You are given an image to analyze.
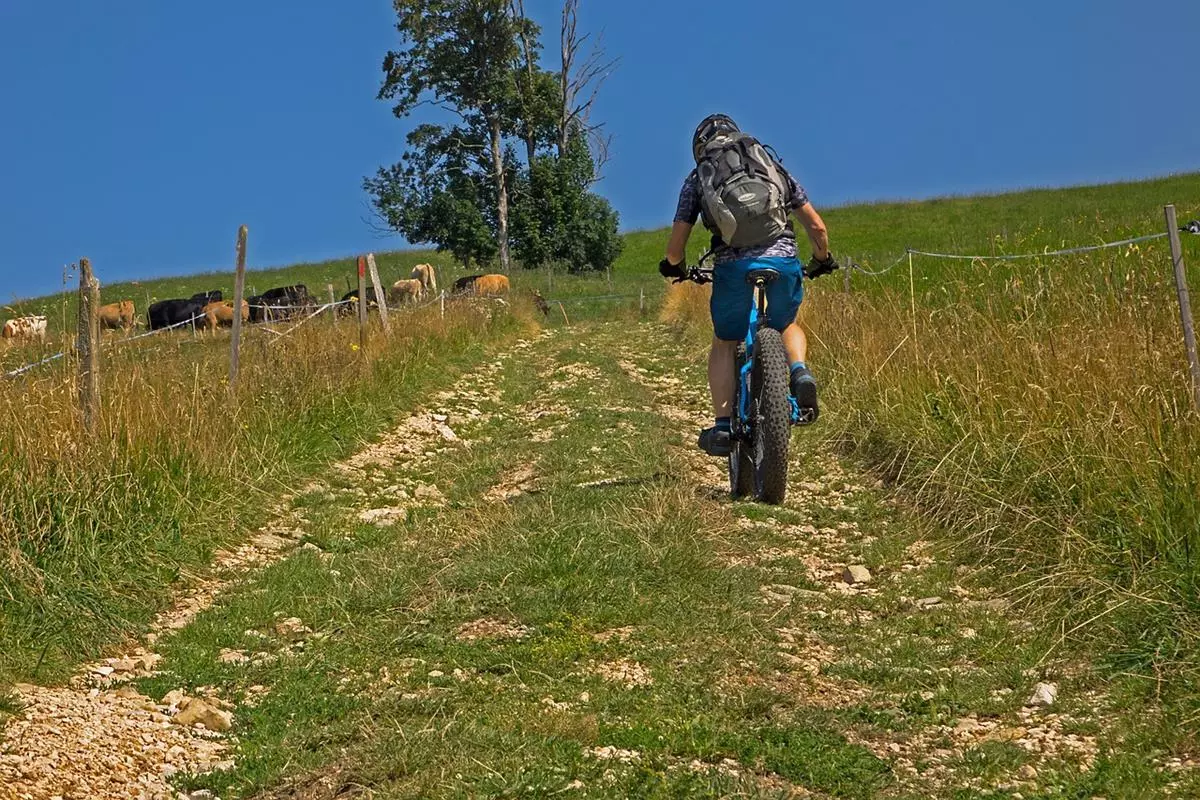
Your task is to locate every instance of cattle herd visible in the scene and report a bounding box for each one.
[1,263,522,347]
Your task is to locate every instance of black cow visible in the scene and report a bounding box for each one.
[246,294,269,324]
[148,298,207,330]
[339,287,382,317]
[190,290,222,304]
[453,274,485,294]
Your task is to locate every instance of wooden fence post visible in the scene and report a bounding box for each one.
[327,283,338,326]
[440,290,445,319]
[639,287,645,315]
[229,225,248,391]
[843,255,851,294]
[366,253,391,334]
[77,258,100,433]
[1165,205,1200,413]
[357,255,368,353]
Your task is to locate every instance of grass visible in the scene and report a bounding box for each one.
[0,298,536,685]
[661,172,1200,728]
[122,318,1197,798]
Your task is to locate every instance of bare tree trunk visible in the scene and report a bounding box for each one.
[511,0,539,166]
[490,117,511,272]
[558,0,575,159]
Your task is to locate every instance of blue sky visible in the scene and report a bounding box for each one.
[1,0,1197,300]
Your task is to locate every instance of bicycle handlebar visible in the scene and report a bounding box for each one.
[673,266,713,285]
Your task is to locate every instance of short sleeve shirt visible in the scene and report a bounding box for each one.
[674,162,810,265]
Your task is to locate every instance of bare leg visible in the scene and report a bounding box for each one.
[781,323,808,365]
[709,337,737,418]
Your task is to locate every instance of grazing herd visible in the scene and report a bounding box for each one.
[3,261,523,349]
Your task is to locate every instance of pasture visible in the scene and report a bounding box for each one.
[2,173,1200,798]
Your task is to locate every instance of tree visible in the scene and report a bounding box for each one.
[367,0,620,274]
[509,132,622,273]
[374,0,523,271]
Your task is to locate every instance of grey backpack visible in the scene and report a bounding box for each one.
[695,132,790,248]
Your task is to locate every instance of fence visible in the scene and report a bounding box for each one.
[839,205,1200,412]
[0,229,475,440]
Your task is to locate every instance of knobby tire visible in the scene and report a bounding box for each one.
[750,327,791,504]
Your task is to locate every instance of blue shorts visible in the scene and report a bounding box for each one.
[710,256,804,341]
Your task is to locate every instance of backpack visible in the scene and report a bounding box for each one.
[695,131,790,248]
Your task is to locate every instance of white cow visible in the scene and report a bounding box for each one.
[2,315,47,343]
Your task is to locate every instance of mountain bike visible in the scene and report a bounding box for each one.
[676,261,812,505]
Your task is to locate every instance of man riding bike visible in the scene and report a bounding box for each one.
[659,113,839,457]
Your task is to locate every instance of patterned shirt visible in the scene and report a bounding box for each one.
[674,163,810,265]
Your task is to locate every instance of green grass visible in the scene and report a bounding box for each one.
[662,171,1200,741]
[0,301,535,685]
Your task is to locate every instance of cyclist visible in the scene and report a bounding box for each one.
[659,113,838,457]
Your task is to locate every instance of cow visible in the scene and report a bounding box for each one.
[473,274,510,296]
[251,284,314,322]
[98,300,136,330]
[339,287,381,317]
[202,300,249,329]
[411,264,437,294]
[453,274,485,295]
[389,279,424,305]
[190,290,222,304]
[2,315,47,343]
[246,294,269,324]
[148,298,207,330]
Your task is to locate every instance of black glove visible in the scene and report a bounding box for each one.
[805,253,840,279]
[659,258,686,279]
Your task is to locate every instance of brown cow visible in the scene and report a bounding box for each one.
[411,263,438,294]
[473,274,510,296]
[202,300,249,329]
[390,279,424,305]
[98,300,136,330]
[2,315,47,343]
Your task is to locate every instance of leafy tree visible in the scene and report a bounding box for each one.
[366,0,620,274]
[510,132,622,272]
[372,0,523,271]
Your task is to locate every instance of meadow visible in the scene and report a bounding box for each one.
[3,170,1198,716]
[665,172,1200,721]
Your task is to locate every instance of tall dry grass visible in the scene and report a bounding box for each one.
[661,242,1200,706]
[0,297,535,683]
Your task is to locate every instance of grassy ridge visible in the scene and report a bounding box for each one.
[663,172,1200,719]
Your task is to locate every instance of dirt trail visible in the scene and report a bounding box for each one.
[0,332,554,800]
[1,320,1164,798]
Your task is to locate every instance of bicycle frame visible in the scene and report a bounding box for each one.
[735,280,801,437]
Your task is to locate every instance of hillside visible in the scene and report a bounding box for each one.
[3,173,1200,798]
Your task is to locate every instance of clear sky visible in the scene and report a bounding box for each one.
[1,0,1197,300]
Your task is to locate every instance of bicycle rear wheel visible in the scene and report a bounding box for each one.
[750,327,791,504]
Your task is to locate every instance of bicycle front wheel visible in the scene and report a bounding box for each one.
[751,327,791,504]
[729,343,755,500]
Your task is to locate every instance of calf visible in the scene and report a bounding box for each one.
[390,279,424,305]
[202,300,249,329]
[340,288,381,317]
[2,315,47,343]
[98,300,136,330]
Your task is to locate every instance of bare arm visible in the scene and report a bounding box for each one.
[793,203,830,260]
[665,221,693,265]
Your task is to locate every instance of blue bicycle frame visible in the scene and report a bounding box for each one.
[736,286,801,434]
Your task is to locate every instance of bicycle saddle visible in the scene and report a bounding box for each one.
[745,268,781,286]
